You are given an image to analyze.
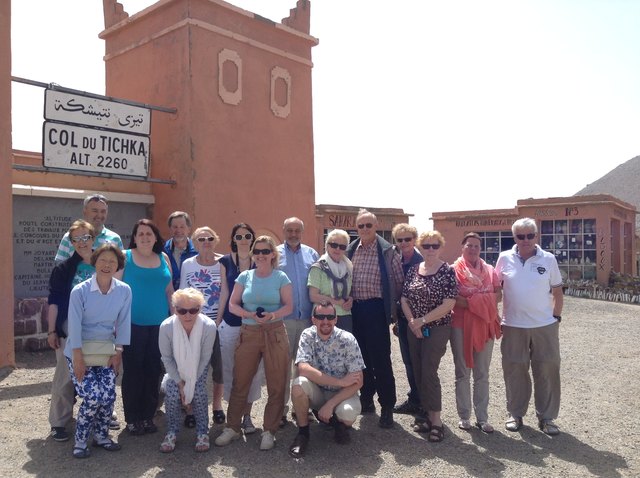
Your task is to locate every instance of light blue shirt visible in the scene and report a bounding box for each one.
[236,269,291,325]
[277,243,318,321]
[64,275,132,358]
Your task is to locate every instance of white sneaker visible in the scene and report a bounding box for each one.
[259,431,275,450]
[214,428,241,447]
[242,415,257,435]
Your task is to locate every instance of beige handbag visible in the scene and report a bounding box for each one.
[81,340,116,367]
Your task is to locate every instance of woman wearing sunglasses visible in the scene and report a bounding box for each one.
[216,235,293,451]
[47,220,97,443]
[216,223,263,434]
[308,229,354,332]
[178,226,224,428]
[450,232,502,434]
[400,230,457,443]
[158,288,218,453]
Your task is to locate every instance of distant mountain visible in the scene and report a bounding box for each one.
[575,155,640,229]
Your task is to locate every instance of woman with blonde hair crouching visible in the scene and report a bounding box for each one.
[158,288,218,453]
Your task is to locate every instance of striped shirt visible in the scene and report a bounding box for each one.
[55,226,123,263]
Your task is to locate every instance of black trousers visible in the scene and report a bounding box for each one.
[352,298,396,408]
[122,324,162,424]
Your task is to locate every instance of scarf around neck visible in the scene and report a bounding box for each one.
[172,313,205,405]
[315,253,352,300]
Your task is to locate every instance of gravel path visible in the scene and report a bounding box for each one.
[0,296,638,477]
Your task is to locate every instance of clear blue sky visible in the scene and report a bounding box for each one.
[11,0,640,231]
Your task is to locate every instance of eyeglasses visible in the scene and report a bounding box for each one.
[328,242,347,251]
[176,307,200,315]
[197,236,215,242]
[421,243,441,250]
[396,237,413,243]
[71,234,94,243]
[357,223,373,229]
[234,233,253,241]
[253,248,272,255]
[314,314,337,321]
[515,233,536,240]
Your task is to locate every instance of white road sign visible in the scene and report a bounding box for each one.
[43,122,150,177]
[44,89,151,135]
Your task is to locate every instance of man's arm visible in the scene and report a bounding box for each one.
[298,362,362,389]
[552,285,564,318]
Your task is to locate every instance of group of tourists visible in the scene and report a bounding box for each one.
[46,194,564,460]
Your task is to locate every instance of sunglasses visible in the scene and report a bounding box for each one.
[176,307,200,315]
[253,248,272,255]
[396,237,413,243]
[197,236,215,242]
[88,194,107,202]
[235,233,253,241]
[328,242,347,251]
[71,234,94,243]
[421,243,441,250]
[357,223,373,229]
[314,314,337,321]
[516,233,536,240]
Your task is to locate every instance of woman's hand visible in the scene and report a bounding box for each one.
[178,380,186,405]
[455,295,469,308]
[72,354,87,381]
[47,332,60,350]
[342,297,353,311]
[255,311,276,324]
[408,318,424,339]
[108,351,122,374]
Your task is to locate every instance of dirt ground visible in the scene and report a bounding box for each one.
[0,296,638,478]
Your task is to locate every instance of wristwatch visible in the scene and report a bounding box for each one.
[553,315,562,322]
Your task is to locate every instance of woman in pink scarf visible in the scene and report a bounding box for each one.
[451,232,502,434]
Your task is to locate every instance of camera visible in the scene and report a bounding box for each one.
[256,307,265,318]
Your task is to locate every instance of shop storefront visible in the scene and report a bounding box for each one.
[315,204,411,253]
[432,194,637,286]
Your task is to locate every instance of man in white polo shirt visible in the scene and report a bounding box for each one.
[495,217,564,436]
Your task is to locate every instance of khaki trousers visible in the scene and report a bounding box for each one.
[49,336,75,428]
[501,322,561,420]
[226,321,289,434]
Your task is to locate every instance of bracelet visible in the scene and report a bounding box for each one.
[48,331,57,336]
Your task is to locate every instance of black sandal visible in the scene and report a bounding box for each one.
[73,446,91,458]
[428,425,445,442]
[184,414,196,428]
[93,438,121,451]
[212,409,226,425]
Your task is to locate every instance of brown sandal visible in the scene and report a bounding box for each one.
[428,425,445,442]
